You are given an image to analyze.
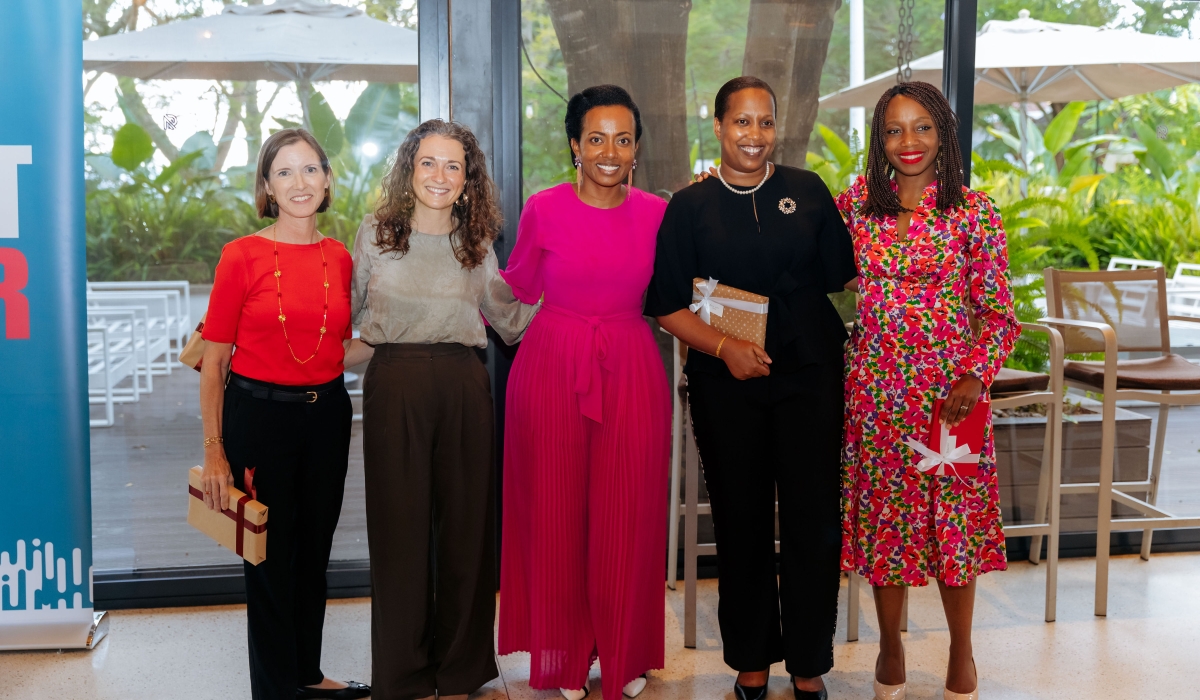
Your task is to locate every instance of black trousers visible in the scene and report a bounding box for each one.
[363,343,499,700]
[223,372,353,700]
[686,362,843,678]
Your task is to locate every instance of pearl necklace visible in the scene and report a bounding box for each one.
[717,161,772,194]
[271,223,329,365]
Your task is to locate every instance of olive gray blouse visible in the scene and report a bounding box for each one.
[350,215,537,347]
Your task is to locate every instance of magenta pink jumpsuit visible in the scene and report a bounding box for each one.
[498,183,671,699]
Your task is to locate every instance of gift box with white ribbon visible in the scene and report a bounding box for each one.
[903,399,988,478]
[689,277,769,349]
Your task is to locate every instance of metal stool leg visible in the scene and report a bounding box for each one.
[1141,399,1170,561]
[683,402,699,649]
[666,338,683,590]
[846,571,860,642]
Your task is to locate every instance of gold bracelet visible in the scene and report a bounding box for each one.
[203,436,224,448]
[715,336,728,358]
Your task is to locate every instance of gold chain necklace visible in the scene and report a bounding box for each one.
[271,223,328,365]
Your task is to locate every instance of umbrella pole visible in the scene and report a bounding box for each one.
[297,77,313,133]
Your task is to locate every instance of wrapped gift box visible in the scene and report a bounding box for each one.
[905,400,989,478]
[689,277,769,349]
[186,465,268,565]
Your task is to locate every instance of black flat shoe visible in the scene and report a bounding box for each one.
[734,681,769,700]
[791,675,828,700]
[296,680,371,699]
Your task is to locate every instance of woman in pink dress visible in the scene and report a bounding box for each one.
[498,85,670,700]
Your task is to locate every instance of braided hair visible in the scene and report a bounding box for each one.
[862,81,965,219]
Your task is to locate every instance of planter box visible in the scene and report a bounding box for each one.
[994,402,1152,534]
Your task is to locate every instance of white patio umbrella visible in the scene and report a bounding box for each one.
[819,9,1200,110]
[83,0,417,128]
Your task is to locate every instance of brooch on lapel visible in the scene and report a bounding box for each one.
[778,197,796,214]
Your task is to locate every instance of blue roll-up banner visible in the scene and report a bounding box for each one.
[0,2,98,650]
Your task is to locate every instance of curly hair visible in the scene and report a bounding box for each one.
[564,84,642,166]
[373,119,501,270]
[862,81,965,219]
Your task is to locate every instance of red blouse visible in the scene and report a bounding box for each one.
[203,234,352,386]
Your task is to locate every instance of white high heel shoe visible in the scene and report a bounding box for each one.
[622,675,648,698]
[560,682,589,700]
[943,659,979,700]
[873,678,906,700]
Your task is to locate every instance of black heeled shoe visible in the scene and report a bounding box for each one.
[734,680,769,700]
[295,680,371,699]
[791,675,828,700]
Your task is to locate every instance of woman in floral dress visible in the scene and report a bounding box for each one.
[838,82,1019,700]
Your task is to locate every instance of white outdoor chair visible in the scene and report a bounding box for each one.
[1041,266,1200,616]
[1169,262,1200,288]
[87,325,120,427]
[87,291,176,375]
[86,306,155,396]
[88,280,191,356]
[1106,256,1163,272]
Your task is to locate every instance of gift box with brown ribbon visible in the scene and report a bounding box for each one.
[186,465,268,565]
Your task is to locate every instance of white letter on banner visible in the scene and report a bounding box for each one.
[0,146,33,239]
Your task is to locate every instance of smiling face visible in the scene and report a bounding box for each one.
[882,94,941,178]
[571,105,638,188]
[264,141,330,219]
[411,134,467,211]
[715,87,776,175]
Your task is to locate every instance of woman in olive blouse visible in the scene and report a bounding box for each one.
[351,119,537,700]
[646,77,856,700]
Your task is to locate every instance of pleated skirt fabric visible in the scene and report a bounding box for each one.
[498,309,670,700]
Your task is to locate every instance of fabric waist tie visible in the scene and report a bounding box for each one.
[540,304,644,424]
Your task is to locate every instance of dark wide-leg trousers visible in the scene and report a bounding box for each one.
[363,343,500,700]
[686,362,844,678]
[223,373,353,700]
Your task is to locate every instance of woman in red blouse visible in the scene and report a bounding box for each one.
[199,129,373,700]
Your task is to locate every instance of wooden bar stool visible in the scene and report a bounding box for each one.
[1041,266,1200,616]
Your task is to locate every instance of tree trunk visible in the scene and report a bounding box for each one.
[243,83,265,167]
[546,0,693,198]
[117,76,180,162]
[742,0,842,167]
[213,83,245,173]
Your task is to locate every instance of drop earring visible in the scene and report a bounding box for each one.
[628,159,637,188]
[574,156,582,188]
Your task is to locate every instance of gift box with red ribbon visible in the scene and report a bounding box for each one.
[903,399,989,478]
[186,466,268,565]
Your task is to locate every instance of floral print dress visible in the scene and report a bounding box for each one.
[836,176,1020,587]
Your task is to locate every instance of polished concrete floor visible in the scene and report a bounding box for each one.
[2,553,1198,700]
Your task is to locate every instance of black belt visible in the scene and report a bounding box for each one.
[229,375,340,403]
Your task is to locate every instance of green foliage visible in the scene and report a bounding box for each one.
[86,151,261,283]
[973,86,1200,370]
[87,80,417,282]
[111,123,155,171]
[977,0,1120,28]
[807,123,862,194]
[308,91,346,157]
[345,83,404,152]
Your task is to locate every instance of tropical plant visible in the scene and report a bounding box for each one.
[86,82,418,283]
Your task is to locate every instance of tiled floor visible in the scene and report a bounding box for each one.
[2,553,1197,699]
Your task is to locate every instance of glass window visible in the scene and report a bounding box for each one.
[84,0,418,576]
